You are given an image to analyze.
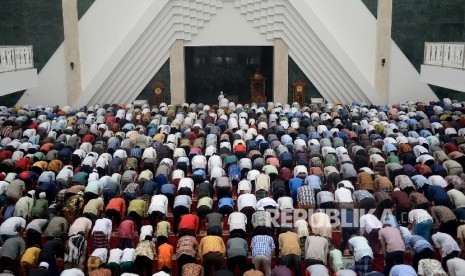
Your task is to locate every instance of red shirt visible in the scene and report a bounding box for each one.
[234,144,246,153]
[279,168,293,182]
[106,198,127,217]
[28,123,39,130]
[82,134,95,144]
[40,143,54,153]
[178,214,199,231]
[118,219,135,238]
[0,150,12,160]
[105,115,116,126]
[15,157,31,171]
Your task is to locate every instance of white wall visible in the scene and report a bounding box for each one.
[185,1,272,47]
[420,65,465,93]
[17,46,66,106]
[18,0,159,107]
[303,0,437,104]
[0,68,38,97]
[305,0,376,84]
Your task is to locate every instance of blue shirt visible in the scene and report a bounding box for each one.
[218,197,234,209]
[289,178,303,192]
[382,143,397,154]
[411,175,429,188]
[405,235,433,253]
[160,183,175,194]
[426,185,450,203]
[389,265,417,276]
[251,235,275,257]
[304,175,322,190]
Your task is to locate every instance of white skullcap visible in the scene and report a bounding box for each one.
[39,192,46,199]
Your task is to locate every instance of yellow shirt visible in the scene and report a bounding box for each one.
[199,236,226,260]
[156,221,170,237]
[127,199,147,217]
[278,231,301,256]
[21,247,41,266]
[83,198,104,216]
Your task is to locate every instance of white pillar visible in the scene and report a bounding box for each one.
[273,38,289,104]
[62,0,82,106]
[375,0,393,103]
[169,40,186,105]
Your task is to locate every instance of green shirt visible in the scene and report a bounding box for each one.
[31,199,48,217]
[127,199,146,217]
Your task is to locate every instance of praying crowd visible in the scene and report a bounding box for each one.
[2,96,465,276]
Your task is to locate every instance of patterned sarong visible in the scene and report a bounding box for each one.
[92,231,109,249]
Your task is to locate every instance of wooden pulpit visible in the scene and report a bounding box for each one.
[292,80,307,106]
[250,72,266,103]
[152,81,165,106]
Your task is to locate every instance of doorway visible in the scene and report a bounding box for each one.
[185,46,273,104]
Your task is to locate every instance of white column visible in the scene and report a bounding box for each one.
[375,0,393,103]
[273,38,289,104]
[169,40,186,105]
[62,0,82,106]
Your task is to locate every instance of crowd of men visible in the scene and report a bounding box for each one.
[1,95,465,276]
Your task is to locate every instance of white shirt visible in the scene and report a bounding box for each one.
[256,197,279,209]
[0,217,26,235]
[348,236,373,261]
[82,154,97,166]
[360,214,382,235]
[26,219,48,233]
[60,268,85,276]
[172,169,185,180]
[416,154,434,164]
[237,193,257,211]
[278,196,294,210]
[432,232,461,257]
[247,170,260,182]
[293,165,308,177]
[0,181,8,194]
[238,158,252,170]
[178,178,194,192]
[228,212,247,232]
[191,155,207,170]
[113,149,127,159]
[447,189,465,209]
[139,225,153,241]
[91,248,108,263]
[121,248,135,262]
[428,175,448,188]
[96,156,109,169]
[295,219,309,238]
[56,166,74,180]
[69,217,92,236]
[92,218,112,237]
[148,195,168,215]
[447,257,465,276]
[108,248,123,264]
[408,209,432,224]
[210,167,225,180]
[142,147,157,160]
[237,180,252,193]
[335,187,353,203]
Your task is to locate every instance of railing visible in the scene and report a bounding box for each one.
[424,42,465,69]
[0,45,34,73]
